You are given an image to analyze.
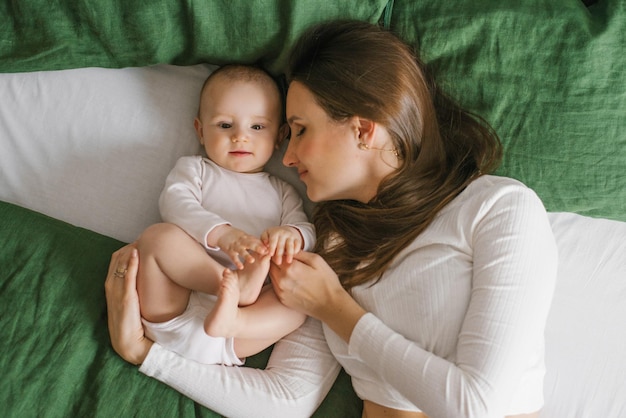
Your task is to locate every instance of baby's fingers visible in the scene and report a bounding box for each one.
[276,240,287,263]
[226,249,246,270]
[283,237,302,264]
[285,241,296,264]
[270,235,288,265]
[247,239,269,256]
[228,239,268,269]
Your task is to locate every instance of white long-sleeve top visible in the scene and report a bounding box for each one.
[158,156,315,267]
[328,175,557,417]
[141,175,557,418]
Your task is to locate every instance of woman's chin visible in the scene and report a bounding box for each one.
[305,188,325,203]
[306,192,322,203]
[307,189,343,203]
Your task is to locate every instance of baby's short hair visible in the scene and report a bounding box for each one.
[198,64,285,122]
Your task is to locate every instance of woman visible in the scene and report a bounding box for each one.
[105,20,557,418]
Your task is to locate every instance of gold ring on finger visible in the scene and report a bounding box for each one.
[114,266,127,278]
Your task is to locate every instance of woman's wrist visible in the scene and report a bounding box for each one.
[317,287,367,343]
[118,336,154,366]
[135,338,154,366]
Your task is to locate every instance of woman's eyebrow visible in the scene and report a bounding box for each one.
[287,116,302,124]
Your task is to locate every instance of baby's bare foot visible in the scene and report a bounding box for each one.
[237,254,270,306]
[204,269,240,338]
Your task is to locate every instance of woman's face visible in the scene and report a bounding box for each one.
[283,81,374,203]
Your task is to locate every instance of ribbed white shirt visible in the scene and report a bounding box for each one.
[327,175,557,416]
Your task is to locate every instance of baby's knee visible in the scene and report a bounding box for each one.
[137,223,183,253]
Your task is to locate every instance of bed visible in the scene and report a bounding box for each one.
[1,1,625,417]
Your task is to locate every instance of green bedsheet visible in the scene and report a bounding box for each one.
[0,0,388,73]
[0,200,362,417]
[393,0,626,222]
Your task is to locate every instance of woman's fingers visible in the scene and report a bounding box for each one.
[104,244,152,365]
[108,244,135,275]
[123,249,139,292]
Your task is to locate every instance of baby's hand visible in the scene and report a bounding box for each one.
[261,226,303,265]
[217,227,268,270]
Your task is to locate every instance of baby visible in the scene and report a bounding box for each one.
[136,64,314,365]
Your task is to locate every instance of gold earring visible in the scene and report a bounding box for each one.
[358,142,399,157]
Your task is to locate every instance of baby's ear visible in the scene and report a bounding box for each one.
[276,122,289,148]
[194,117,204,144]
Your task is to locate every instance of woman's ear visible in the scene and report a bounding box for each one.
[194,117,204,145]
[355,117,377,147]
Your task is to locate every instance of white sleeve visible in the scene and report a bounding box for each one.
[139,317,341,418]
[158,156,228,249]
[347,187,558,417]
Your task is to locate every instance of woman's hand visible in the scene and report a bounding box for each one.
[269,251,367,343]
[104,243,153,365]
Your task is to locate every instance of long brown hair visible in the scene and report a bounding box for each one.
[287,20,502,290]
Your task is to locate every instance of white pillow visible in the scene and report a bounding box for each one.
[0,64,310,242]
[543,212,626,417]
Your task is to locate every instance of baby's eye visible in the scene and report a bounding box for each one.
[218,122,232,129]
[251,124,264,130]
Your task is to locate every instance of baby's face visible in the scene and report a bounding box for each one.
[195,78,282,174]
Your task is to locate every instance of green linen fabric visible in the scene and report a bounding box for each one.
[391,0,626,221]
[0,0,388,74]
[0,200,361,417]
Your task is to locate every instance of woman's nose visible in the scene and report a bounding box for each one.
[282,139,298,167]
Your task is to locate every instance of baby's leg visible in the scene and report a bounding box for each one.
[203,268,241,337]
[233,286,307,358]
[205,274,306,358]
[137,223,225,323]
[237,253,271,306]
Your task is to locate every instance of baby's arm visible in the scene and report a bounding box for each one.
[159,156,229,247]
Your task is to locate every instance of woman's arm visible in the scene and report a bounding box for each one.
[105,244,341,418]
[140,317,340,418]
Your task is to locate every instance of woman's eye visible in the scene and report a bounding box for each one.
[296,127,306,137]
